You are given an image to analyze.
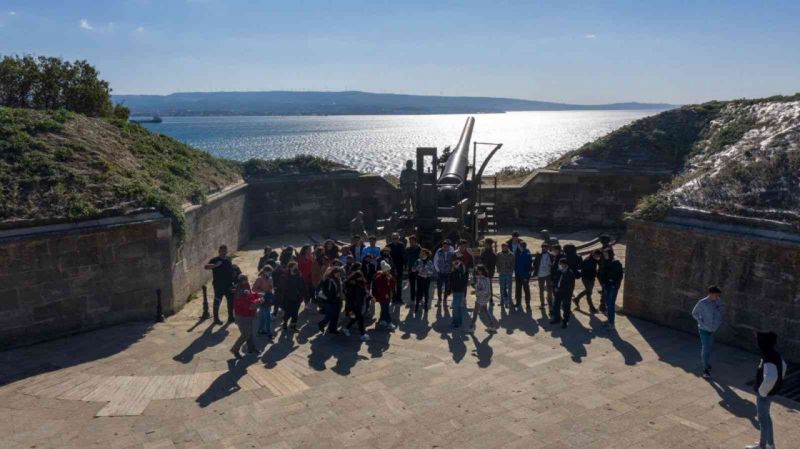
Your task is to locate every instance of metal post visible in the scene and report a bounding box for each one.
[155,289,165,323]
[201,285,210,320]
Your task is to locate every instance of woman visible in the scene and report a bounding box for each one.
[297,245,314,305]
[252,265,275,339]
[412,249,434,312]
[480,239,497,306]
[231,274,262,358]
[279,246,295,267]
[317,267,344,334]
[342,270,370,341]
[323,240,339,263]
[279,261,306,331]
[468,265,498,333]
[373,261,396,330]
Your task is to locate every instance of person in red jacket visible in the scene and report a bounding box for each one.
[296,245,314,305]
[373,261,396,330]
[231,274,262,358]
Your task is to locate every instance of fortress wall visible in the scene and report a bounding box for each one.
[247,173,401,236]
[0,184,249,348]
[624,218,800,362]
[491,170,667,230]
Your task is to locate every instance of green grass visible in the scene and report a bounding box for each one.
[0,107,241,241]
[241,154,349,177]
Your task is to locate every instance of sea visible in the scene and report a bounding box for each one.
[139,110,662,175]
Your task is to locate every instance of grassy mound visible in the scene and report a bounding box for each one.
[242,154,350,177]
[0,107,242,239]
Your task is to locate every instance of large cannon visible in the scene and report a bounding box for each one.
[437,117,474,209]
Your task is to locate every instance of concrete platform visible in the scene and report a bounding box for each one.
[1,230,798,449]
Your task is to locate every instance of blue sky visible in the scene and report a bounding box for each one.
[1,0,798,104]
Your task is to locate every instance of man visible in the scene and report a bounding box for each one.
[257,246,273,271]
[574,249,602,313]
[433,239,455,306]
[404,236,421,306]
[495,243,514,308]
[533,243,553,311]
[387,233,406,303]
[363,235,382,266]
[204,245,236,325]
[513,241,533,309]
[350,235,365,262]
[456,239,474,272]
[449,254,469,330]
[506,231,523,254]
[399,159,417,210]
[597,248,624,330]
[551,258,576,328]
[691,286,723,378]
[349,211,367,240]
[745,331,787,449]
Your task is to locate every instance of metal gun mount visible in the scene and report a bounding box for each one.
[402,117,503,246]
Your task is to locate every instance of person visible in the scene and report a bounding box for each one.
[513,241,532,309]
[343,253,356,275]
[468,265,498,333]
[361,253,377,285]
[363,236,382,265]
[311,246,328,296]
[745,331,787,449]
[204,245,236,325]
[574,249,601,313]
[339,245,352,266]
[456,239,474,273]
[548,245,563,313]
[342,270,371,341]
[691,286,723,378]
[323,239,339,263]
[318,267,344,334]
[373,261,396,330]
[399,160,418,209]
[271,260,287,318]
[496,243,514,308]
[231,274,262,358]
[551,258,576,328]
[349,235,365,262]
[506,231,523,254]
[350,211,367,239]
[252,265,275,339]
[387,233,406,303]
[562,244,581,277]
[279,246,295,267]
[433,239,455,306]
[412,248,434,312]
[257,246,273,271]
[279,262,306,331]
[480,239,497,304]
[404,236,421,306]
[533,243,553,311]
[598,247,624,329]
[297,245,314,304]
[449,254,469,329]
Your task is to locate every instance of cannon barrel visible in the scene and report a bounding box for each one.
[438,116,475,186]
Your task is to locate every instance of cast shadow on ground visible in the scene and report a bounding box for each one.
[173,322,231,364]
[195,356,257,408]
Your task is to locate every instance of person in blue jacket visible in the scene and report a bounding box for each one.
[513,241,533,309]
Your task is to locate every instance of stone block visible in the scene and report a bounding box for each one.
[0,288,20,311]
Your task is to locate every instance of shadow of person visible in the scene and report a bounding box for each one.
[195,356,257,408]
[469,333,494,368]
[548,316,593,363]
[590,314,642,366]
[496,303,539,337]
[261,328,300,368]
[708,379,759,429]
[331,339,369,376]
[431,303,466,363]
[173,322,230,364]
[399,305,432,341]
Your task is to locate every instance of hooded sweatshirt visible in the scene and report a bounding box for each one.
[755,332,787,397]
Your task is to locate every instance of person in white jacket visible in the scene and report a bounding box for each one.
[746,331,787,449]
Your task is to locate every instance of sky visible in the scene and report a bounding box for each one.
[0,0,798,104]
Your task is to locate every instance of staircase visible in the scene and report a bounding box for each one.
[476,202,498,238]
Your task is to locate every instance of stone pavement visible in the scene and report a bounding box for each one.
[1,230,798,449]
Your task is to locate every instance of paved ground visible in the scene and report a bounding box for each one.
[1,229,798,449]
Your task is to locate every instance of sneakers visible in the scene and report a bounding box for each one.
[318,322,325,333]
[341,328,351,337]
[702,369,711,379]
[387,323,397,331]
[360,334,370,341]
[744,444,762,449]
[213,319,224,325]
[230,348,242,359]
[561,321,568,329]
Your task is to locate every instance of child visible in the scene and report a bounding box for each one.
[231,274,262,358]
[252,265,274,339]
[412,249,434,312]
[373,261,396,330]
[468,265,498,333]
[343,270,370,341]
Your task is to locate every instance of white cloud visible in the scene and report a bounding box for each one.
[80,18,93,30]
[136,26,145,32]
[9,11,16,15]
[585,34,597,39]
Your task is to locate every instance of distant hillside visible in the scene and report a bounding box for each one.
[113,90,675,117]
[0,107,242,238]
[553,94,800,227]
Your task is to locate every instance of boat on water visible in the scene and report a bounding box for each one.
[130,115,163,124]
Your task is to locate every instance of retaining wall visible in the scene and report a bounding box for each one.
[623,216,800,362]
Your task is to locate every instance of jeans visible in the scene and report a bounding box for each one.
[436,273,450,302]
[603,284,619,325]
[471,303,497,329]
[498,274,512,305]
[408,272,418,304]
[232,316,256,353]
[415,277,431,309]
[319,302,341,333]
[699,329,714,371]
[537,277,553,308]
[514,275,530,305]
[258,304,272,335]
[283,300,300,326]
[451,292,465,328]
[379,301,392,324]
[757,395,773,448]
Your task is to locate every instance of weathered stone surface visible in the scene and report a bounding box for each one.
[623,219,800,362]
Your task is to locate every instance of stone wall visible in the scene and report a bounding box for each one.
[623,215,800,362]
[247,173,401,235]
[0,184,249,348]
[491,170,668,230]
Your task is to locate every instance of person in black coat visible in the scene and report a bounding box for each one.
[343,271,370,340]
[551,258,575,328]
[279,262,307,331]
[404,236,422,308]
[597,248,624,329]
[317,267,344,334]
[574,249,602,313]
